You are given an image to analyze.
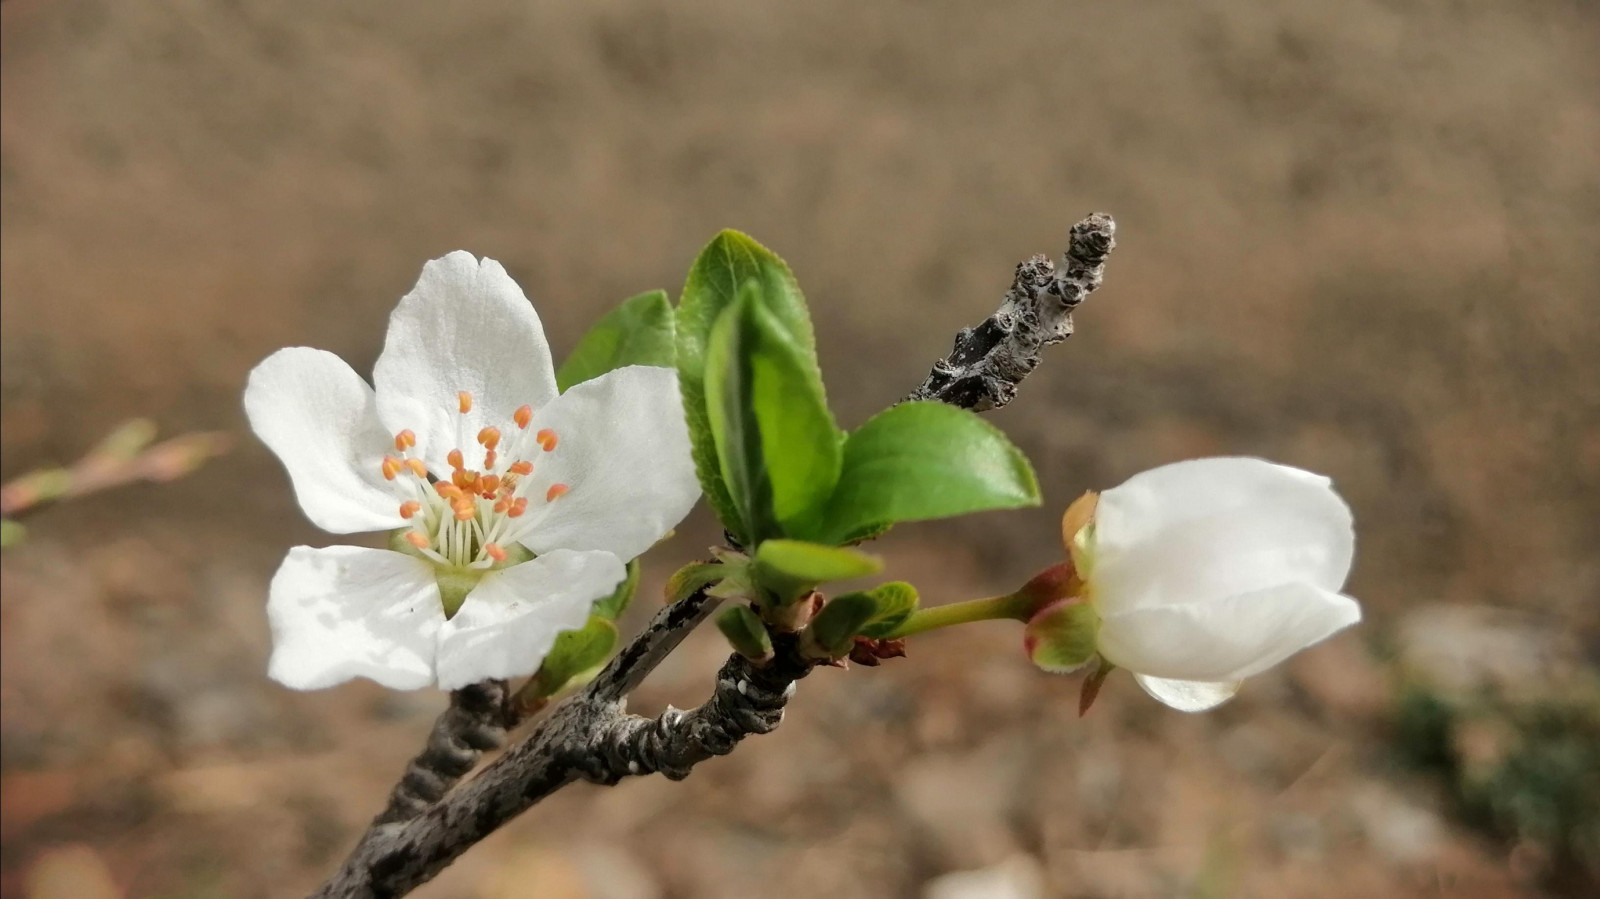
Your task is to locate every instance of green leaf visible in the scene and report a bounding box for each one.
[592,560,641,621]
[704,286,774,542]
[556,290,676,392]
[665,561,730,605]
[808,592,879,657]
[677,230,821,544]
[530,615,619,698]
[715,605,774,661]
[855,581,920,638]
[752,539,882,604]
[818,401,1040,543]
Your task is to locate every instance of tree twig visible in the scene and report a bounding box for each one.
[314,213,1117,898]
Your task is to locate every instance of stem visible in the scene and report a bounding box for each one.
[885,592,1037,638]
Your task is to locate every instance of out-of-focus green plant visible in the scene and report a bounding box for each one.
[0,419,232,549]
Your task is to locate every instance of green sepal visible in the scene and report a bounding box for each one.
[715,605,775,662]
[592,560,640,621]
[1024,598,1101,674]
[854,581,921,638]
[556,290,676,392]
[677,230,821,544]
[816,401,1041,544]
[665,561,731,605]
[528,615,619,699]
[808,592,879,657]
[752,539,882,605]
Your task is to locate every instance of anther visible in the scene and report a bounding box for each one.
[452,469,478,489]
[514,405,533,429]
[493,498,510,513]
[434,482,465,500]
[484,543,508,563]
[458,391,473,413]
[447,448,465,470]
[546,483,569,502]
[536,429,558,452]
[479,475,500,495]
[394,429,416,451]
[509,498,528,518]
[508,460,533,476]
[399,500,421,519]
[477,427,501,450]
[483,450,498,470]
[405,458,428,478]
[381,457,403,480]
[405,531,429,549]
[452,499,475,521]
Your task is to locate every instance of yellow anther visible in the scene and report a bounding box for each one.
[447,448,465,470]
[399,500,421,519]
[404,531,430,549]
[477,427,501,450]
[536,429,558,452]
[381,457,403,480]
[508,460,533,476]
[405,458,428,478]
[514,405,533,429]
[485,543,508,563]
[458,391,473,414]
[394,429,417,451]
[546,483,569,502]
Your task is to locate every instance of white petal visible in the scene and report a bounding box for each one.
[373,252,559,470]
[434,550,625,689]
[1097,581,1361,682]
[1133,674,1242,712]
[266,545,443,690]
[244,348,407,533]
[1093,457,1353,614]
[512,366,700,561]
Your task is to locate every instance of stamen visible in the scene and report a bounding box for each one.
[447,448,465,470]
[381,457,403,480]
[536,429,559,452]
[514,405,533,429]
[508,498,528,518]
[405,458,428,478]
[508,460,533,476]
[493,498,510,513]
[480,475,501,495]
[546,483,569,502]
[477,427,501,450]
[405,531,429,549]
[452,469,478,489]
[485,543,507,563]
[458,391,473,413]
[435,482,465,500]
[483,450,498,470]
[394,429,417,451]
[399,500,421,519]
[452,498,476,521]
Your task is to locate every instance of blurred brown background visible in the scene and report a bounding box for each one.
[3,1,1597,897]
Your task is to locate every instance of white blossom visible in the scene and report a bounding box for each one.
[1074,457,1361,711]
[245,252,700,690]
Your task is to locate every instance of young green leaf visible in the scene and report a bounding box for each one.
[855,581,921,638]
[704,286,775,542]
[677,230,821,544]
[753,539,882,597]
[807,592,879,657]
[556,290,676,392]
[818,401,1040,543]
[715,605,774,662]
[592,560,641,621]
[528,615,619,698]
[665,560,730,605]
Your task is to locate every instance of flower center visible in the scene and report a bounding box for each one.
[379,391,569,571]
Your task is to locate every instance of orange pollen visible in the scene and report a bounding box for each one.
[398,500,421,519]
[405,458,428,478]
[484,543,508,562]
[513,405,533,429]
[434,482,465,500]
[394,429,417,451]
[493,498,510,513]
[508,460,533,476]
[483,450,498,470]
[405,531,430,549]
[458,391,473,413]
[453,469,480,489]
[536,429,558,452]
[381,457,402,480]
[447,448,465,470]
[452,499,475,521]
[479,475,500,495]
[477,427,501,450]
[508,498,529,518]
[546,483,569,502]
